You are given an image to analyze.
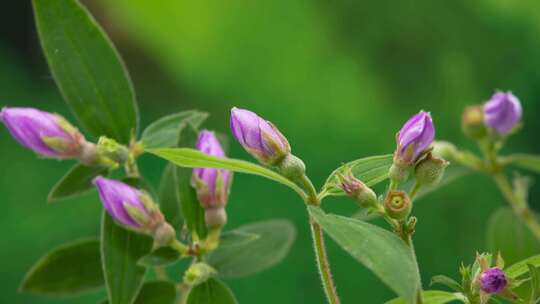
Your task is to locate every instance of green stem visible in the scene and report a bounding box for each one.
[401,232,423,304]
[492,173,540,241]
[478,140,540,242]
[409,182,421,200]
[310,219,341,304]
[298,174,340,304]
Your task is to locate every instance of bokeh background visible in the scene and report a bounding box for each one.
[1,1,540,303]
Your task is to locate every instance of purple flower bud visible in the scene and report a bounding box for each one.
[0,107,83,158]
[480,267,508,294]
[484,92,522,135]
[192,131,233,210]
[395,111,435,165]
[93,176,160,230]
[230,107,291,165]
[337,169,377,208]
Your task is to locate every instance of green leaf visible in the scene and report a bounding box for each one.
[486,207,540,265]
[48,164,108,202]
[101,212,153,304]
[430,275,463,292]
[385,290,466,304]
[147,148,304,197]
[20,238,103,297]
[141,110,208,149]
[206,220,296,278]
[174,126,207,239]
[308,206,420,304]
[321,154,393,197]
[101,280,177,304]
[218,230,260,248]
[528,263,540,303]
[138,247,182,267]
[158,164,183,229]
[504,154,540,174]
[506,255,540,279]
[186,278,237,304]
[32,0,138,144]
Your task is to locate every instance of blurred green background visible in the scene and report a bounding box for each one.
[1,0,540,303]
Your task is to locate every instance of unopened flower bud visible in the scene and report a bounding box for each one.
[394,111,435,166]
[384,191,412,220]
[192,131,233,214]
[0,107,86,159]
[94,177,173,242]
[462,105,487,139]
[484,92,522,135]
[480,267,508,294]
[414,153,449,187]
[230,107,291,166]
[390,111,435,184]
[337,169,378,208]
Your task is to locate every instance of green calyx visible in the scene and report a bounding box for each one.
[276,153,306,180]
[414,153,449,187]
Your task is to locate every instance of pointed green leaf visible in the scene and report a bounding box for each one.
[101,212,153,304]
[321,154,393,197]
[504,154,540,174]
[101,280,177,304]
[430,275,463,292]
[506,255,540,279]
[206,220,296,278]
[158,164,183,229]
[142,110,208,149]
[138,247,183,267]
[174,126,207,239]
[146,148,304,197]
[20,238,103,297]
[186,278,237,304]
[486,208,540,265]
[32,0,138,143]
[385,290,466,304]
[308,206,419,304]
[48,164,108,202]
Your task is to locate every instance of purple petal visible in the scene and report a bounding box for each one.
[93,176,146,227]
[398,111,435,161]
[0,107,73,157]
[480,267,507,294]
[484,92,522,134]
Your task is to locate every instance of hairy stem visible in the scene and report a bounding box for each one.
[298,174,340,304]
[310,219,341,304]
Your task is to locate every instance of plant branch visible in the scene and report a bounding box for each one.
[310,218,341,304]
[297,174,340,304]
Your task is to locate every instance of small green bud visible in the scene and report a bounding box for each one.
[276,153,306,180]
[414,153,449,187]
[384,191,412,220]
[337,169,378,208]
[431,141,458,162]
[462,105,487,139]
[184,262,217,286]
